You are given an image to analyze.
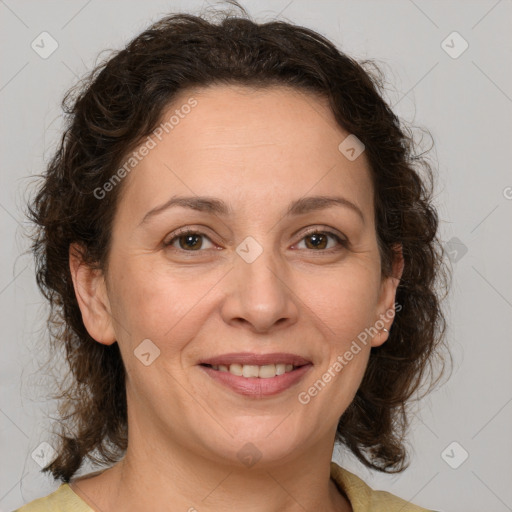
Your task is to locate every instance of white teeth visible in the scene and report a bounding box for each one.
[208,363,299,378]
[242,365,260,378]
[275,364,286,375]
[229,363,243,376]
[259,364,277,379]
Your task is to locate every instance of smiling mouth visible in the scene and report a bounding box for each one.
[200,363,305,379]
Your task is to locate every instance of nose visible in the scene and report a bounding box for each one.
[219,242,299,334]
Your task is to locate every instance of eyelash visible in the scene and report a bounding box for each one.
[163,227,348,255]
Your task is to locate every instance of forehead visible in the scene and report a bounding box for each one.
[166,84,344,156]
[117,84,374,221]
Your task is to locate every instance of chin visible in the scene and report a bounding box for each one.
[203,421,308,469]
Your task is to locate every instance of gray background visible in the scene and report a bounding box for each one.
[1,1,511,511]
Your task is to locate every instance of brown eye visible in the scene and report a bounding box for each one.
[296,230,347,252]
[164,230,214,251]
[304,232,328,250]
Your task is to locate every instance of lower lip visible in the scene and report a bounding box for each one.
[199,364,312,397]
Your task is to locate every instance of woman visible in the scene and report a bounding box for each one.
[16,3,450,511]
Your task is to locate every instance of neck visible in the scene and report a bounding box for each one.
[71,429,351,512]
[70,383,352,512]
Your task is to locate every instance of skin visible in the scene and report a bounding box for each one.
[69,84,403,512]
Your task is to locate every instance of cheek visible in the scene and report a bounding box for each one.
[305,266,378,395]
[306,267,379,342]
[109,258,217,355]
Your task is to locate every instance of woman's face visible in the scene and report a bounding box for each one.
[73,84,402,469]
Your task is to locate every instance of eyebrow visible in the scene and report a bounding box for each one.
[139,194,365,226]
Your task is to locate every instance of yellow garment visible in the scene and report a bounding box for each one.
[13,462,434,511]
[329,462,434,511]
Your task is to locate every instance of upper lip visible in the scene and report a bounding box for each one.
[199,352,312,366]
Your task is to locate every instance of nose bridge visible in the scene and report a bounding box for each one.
[237,234,288,306]
[221,234,298,331]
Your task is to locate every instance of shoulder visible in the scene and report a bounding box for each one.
[330,461,436,512]
[12,484,93,512]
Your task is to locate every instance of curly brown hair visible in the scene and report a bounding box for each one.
[26,1,451,483]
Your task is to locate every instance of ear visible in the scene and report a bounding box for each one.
[69,242,116,345]
[371,243,404,348]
